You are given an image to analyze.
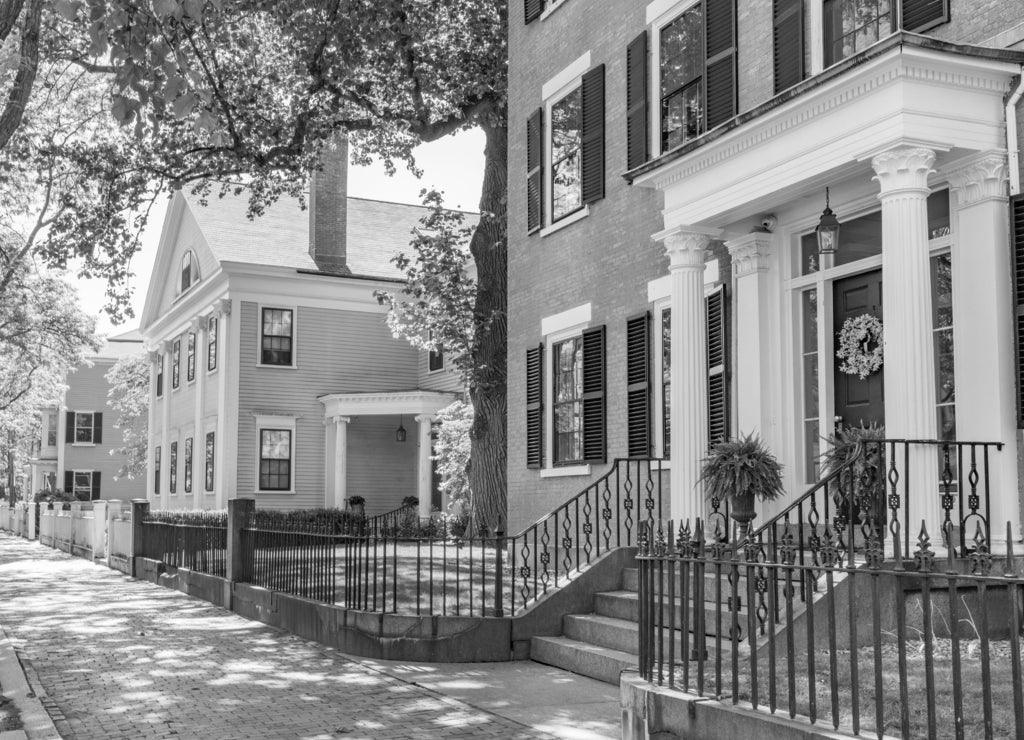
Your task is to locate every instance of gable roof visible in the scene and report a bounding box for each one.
[91,328,144,361]
[184,191,477,281]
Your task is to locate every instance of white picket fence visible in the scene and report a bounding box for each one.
[6,499,134,568]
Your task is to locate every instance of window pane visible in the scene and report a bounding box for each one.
[262,309,293,365]
[824,0,893,65]
[75,413,93,443]
[553,337,584,463]
[927,189,951,239]
[205,433,215,491]
[550,89,582,221]
[660,7,703,151]
[261,430,291,460]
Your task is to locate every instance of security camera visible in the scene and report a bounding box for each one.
[760,214,777,232]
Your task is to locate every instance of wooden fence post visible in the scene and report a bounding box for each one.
[106,500,121,570]
[92,501,108,560]
[130,499,150,578]
[226,497,255,605]
[27,502,36,540]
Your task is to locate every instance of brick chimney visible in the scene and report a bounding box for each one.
[308,133,350,274]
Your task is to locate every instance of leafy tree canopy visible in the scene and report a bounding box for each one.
[105,350,149,480]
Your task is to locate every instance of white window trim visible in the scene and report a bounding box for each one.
[254,414,298,494]
[646,0,702,159]
[71,411,96,447]
[206,315,219,375]
[256,304,299,369]
[540,303,592,477]
[178,249,202,298]
[539,0,569,22]
[541,52,591,234]
[71,470,94,500]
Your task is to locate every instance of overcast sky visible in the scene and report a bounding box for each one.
[77,128,486,337]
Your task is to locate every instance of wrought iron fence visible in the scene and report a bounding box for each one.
[363,501,420,537]
[637,518,1024,739]
[140,519,227,578]
[237,458,667,616]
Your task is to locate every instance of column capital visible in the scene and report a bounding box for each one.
[189,316,203,333]
[214,298,232,317]
[725,232,772,277]
[331,415,351,426]
[654,225,721,270]
[942,150,1008,208]
[871,147,936,195]
[148,350,161,363]
[414,414,437,424]
[158,339,172,353]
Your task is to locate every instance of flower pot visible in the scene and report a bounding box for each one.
[729,491,757,541]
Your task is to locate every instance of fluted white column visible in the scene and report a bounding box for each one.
[726,232,773,437]
[213,299,233,508]
[158,339,172,510]
[872,147,939,535]
[190,317,206,509]
[655,225,720,528]
[943,151,1019,540]
[331,416,350,509]
[146,350,159,504]
[415,414,436,518]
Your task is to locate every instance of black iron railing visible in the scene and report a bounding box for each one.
[140,520,227,577]
[637,519,1024,739]
[363,501,420,537]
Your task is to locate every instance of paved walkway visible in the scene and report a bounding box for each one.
[0,534,620,740]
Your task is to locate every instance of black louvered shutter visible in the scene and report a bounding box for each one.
[65,412,74,443]
[64,471,73,494]
[706,285,729,443]
[1013,195,1024,428]
[704,0,737,130]
[626,31,649,170]
[900,0,949,33]
[527,108,543,234]
[581,326,606,464]
[93,413,102,445]
[772,0,803,94]
[626,313,652,457]
[526,344,544,468]
[525,0,544,24]
[581,65,605,205]
[91,472,101,500]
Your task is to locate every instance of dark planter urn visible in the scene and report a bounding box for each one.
[729,492,757,541]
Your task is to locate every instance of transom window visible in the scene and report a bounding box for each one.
[550,88,582,222]
[660,4,704,151]
[552,337,584,463]
[261,308,294,366]
[824,0,892,67]
[259,429,292,491]
[180,250,201,293]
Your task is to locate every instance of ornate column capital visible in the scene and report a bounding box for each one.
[214,298,232,317]
[148,350,161,363]
[414,414,437,425]
[654,225,721,270]
[725,232,772,278]
[871,147,936,196]
[942,151,1008,208]
[331,415,351,426]
[158,339,172,353]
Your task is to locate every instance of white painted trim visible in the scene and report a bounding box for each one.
[319,391,457,418]
[255,304,298,369]
[538,0,568,22]
[540,464,591,478]
[253,415,298,495]
[541,303,592,336]
[539,205,590,236]
[541,51,592,101]
[648,275,672,303]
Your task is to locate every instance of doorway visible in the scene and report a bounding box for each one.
[832,269,884,432]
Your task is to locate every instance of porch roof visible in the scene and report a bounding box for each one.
[318,390,457,418]
[628,33,1024,229]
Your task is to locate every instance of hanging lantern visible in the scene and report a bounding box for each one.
[395,415,407,443]
[816,187,841,256]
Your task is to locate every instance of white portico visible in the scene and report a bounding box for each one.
[631,35,1023,537]
[319,391,457,518]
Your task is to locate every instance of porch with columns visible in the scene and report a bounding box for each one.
[319,391,457,519]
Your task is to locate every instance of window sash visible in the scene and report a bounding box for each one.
[187,332,196,382]
[552,337,584,463]
[46,412,57,447]
[261,308,294,365]
[172,340,181,388]
[661,308,671,459]
[208,317,218,371]
[74,413,94,444]
[823,0,892,66]
[184,437,193,493]
[550,88,583,223]
[660,6,705,151]
[73,472,92,500]
[259,429,292,490]
[154,446,161,495]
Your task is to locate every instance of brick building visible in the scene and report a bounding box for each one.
[507,0,1024,537]
[139,138,467,514]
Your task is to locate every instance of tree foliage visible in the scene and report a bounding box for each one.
[433,399,473,517]
[105,350,149,480]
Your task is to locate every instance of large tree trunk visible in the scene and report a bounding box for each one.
[467,121,508,533]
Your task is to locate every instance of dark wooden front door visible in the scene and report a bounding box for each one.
[833,269,884,431]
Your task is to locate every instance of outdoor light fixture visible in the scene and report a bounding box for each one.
[395,416,407,443]
[816,187,841,256]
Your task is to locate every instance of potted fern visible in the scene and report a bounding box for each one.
[699,432,785,540]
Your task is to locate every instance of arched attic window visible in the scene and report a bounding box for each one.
[180,250,201,294]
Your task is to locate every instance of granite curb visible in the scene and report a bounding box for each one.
[0,623,60,740]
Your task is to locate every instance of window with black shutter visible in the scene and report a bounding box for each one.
[91,472,101,501]
[580,65,605,205]
[626,32,649,171]
[527,108,543,233]
[526,344,544,468]
[93,413,102,445]
[1012,194,1024,428]
[626,312,652,457]
[581,326,606,464]
[524,0,544,24]
[704,0,737,130]
[900,0,949,33]
[773,0,804,94]
[64,470,73,494]
[706,285,729,443]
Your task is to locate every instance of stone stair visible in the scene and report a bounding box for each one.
[531,561,752,685]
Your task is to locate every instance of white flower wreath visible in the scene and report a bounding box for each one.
[836,313,884,380]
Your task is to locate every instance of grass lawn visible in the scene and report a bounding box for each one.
[670,637,1024,739]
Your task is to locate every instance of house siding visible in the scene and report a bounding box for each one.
[418,350,463,394]
[154,206,220,320]
[236,300,420,510]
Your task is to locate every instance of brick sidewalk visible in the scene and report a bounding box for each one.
[0,535,557,740]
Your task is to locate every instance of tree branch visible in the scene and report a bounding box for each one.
[0,0,42,152]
